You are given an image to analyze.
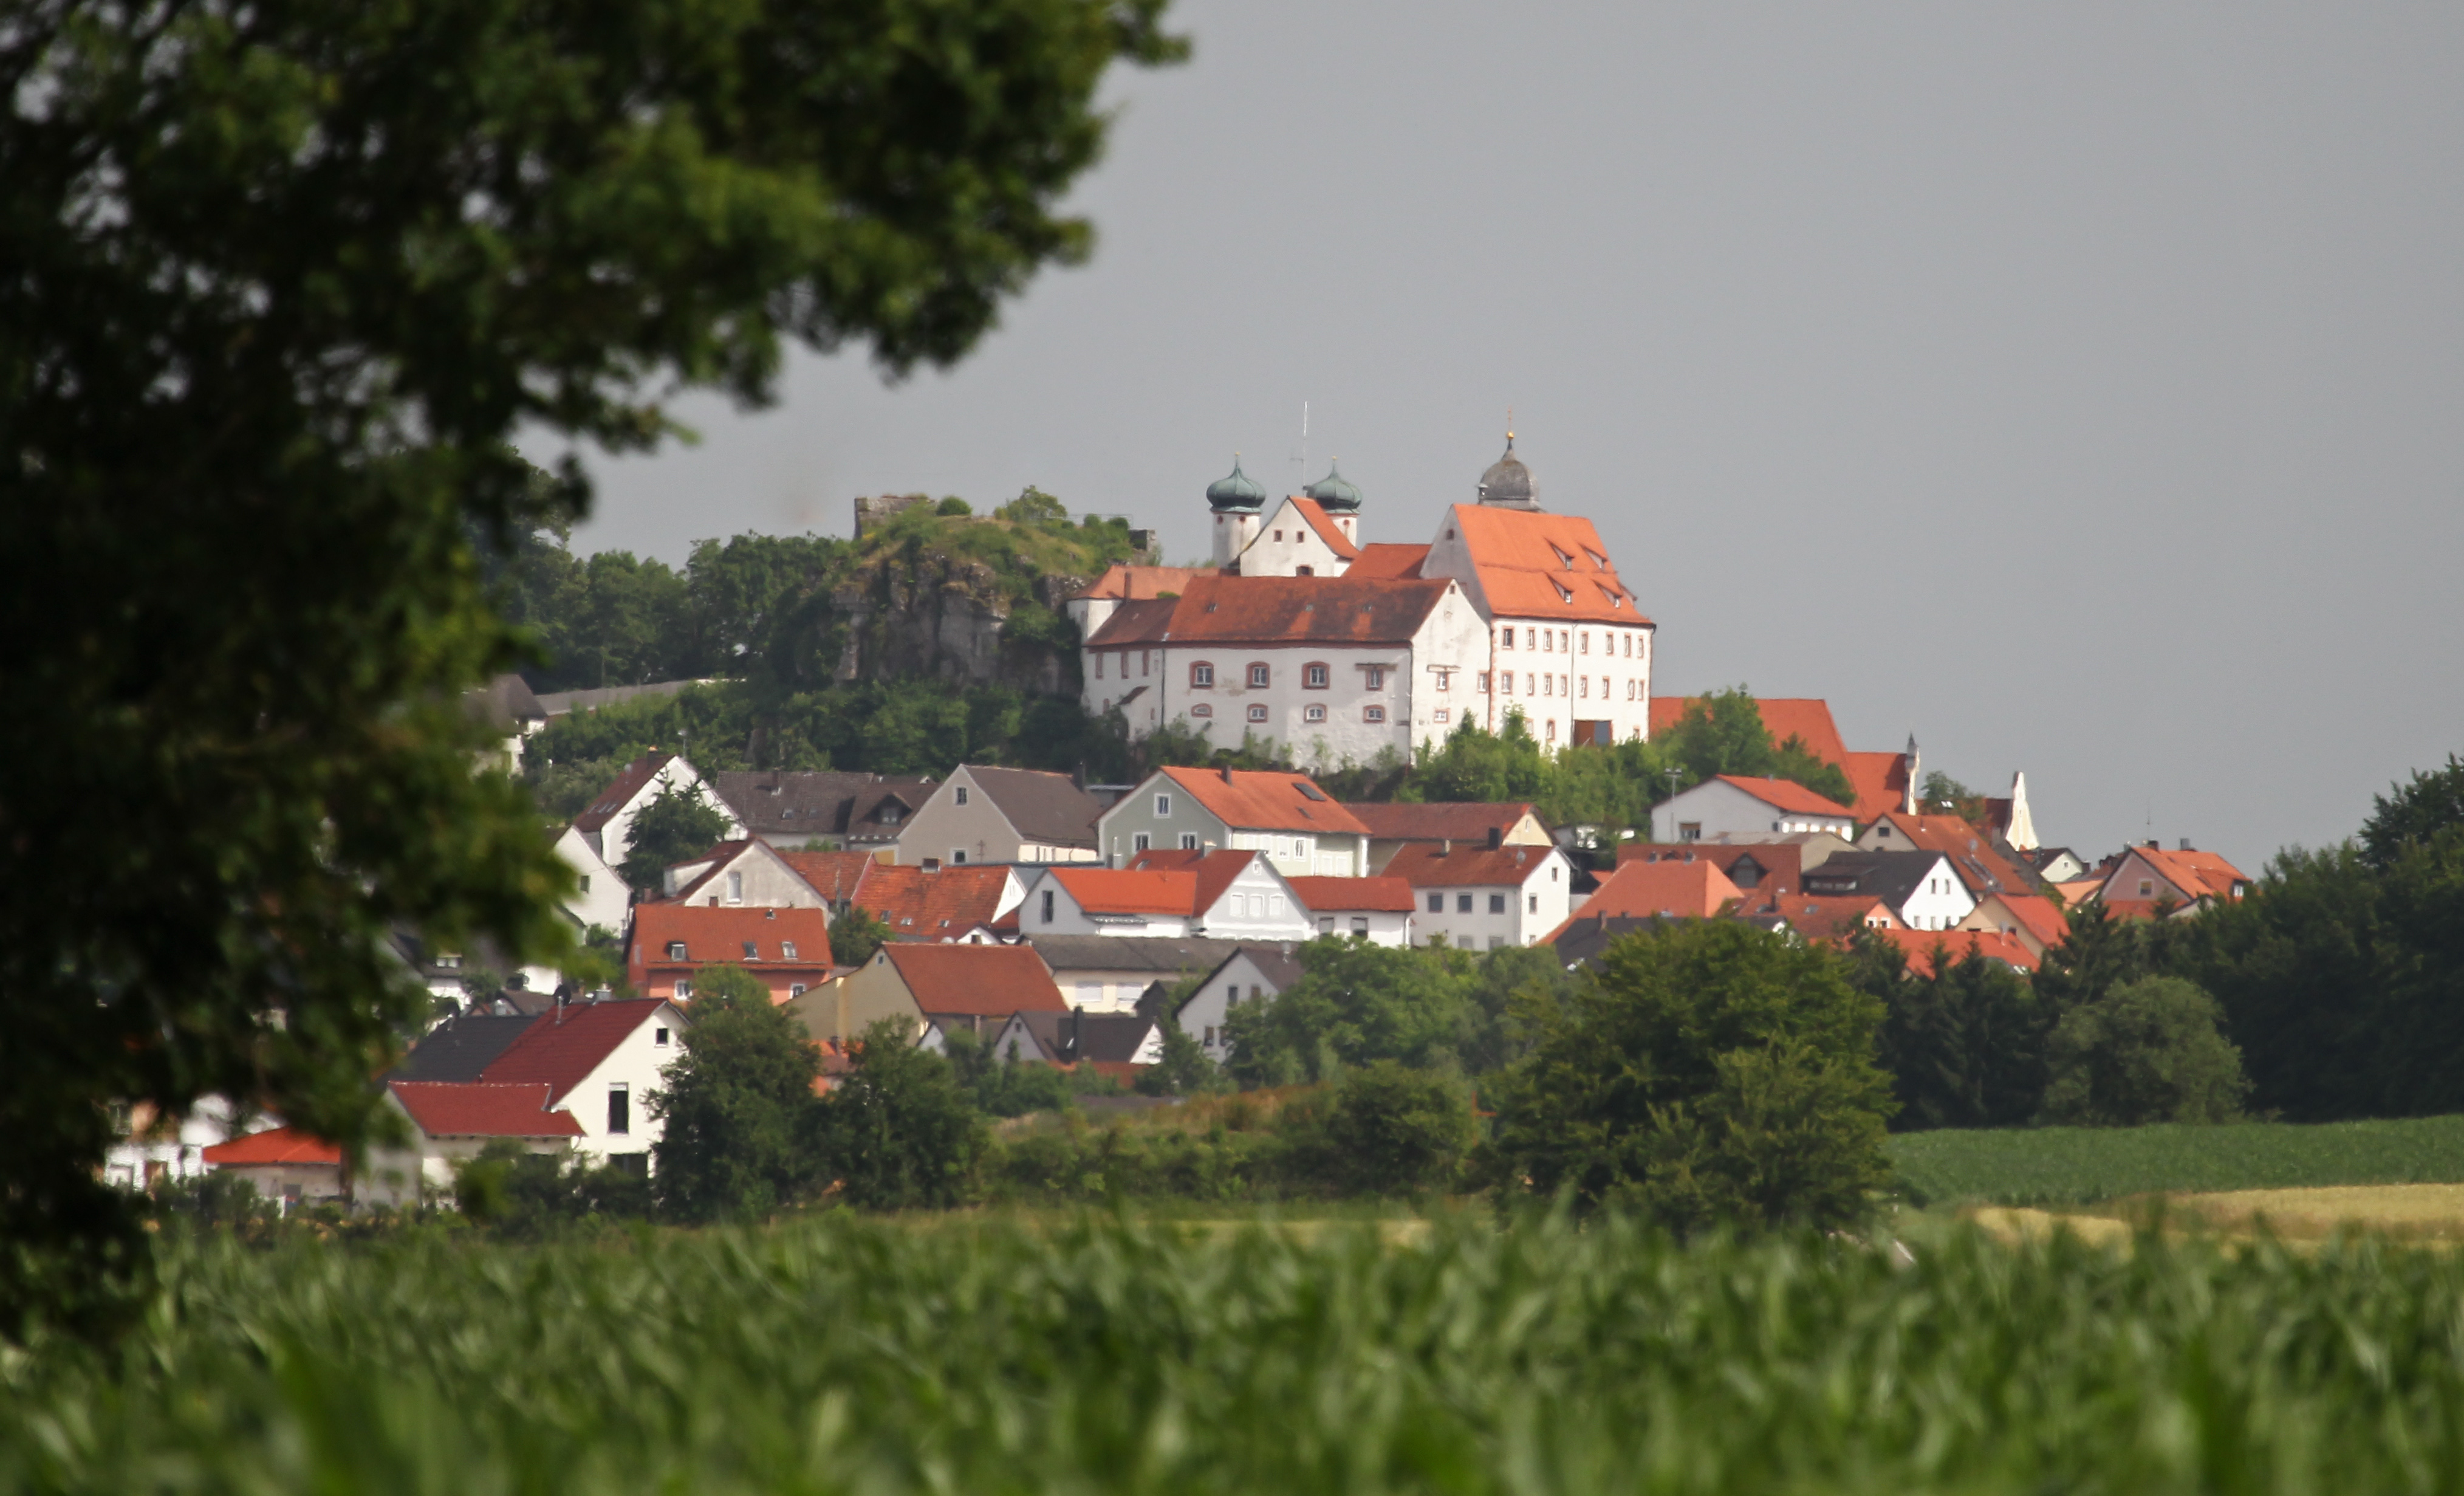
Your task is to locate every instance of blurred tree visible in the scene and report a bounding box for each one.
[649,968,824,1223]
[617,783,736,893]
[0,0,1182,1333]
[2040,976,2249,1127]
[827,907,894,970]
[1222,938,1477,1088]
[810,1019,987,1209]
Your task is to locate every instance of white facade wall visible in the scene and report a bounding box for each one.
[1191,860,1316,943]
[1177,950,1298,1062]
[555,825,635,936]
[1298,905,1412,945]
[1209,509,1262,568]
[662,842,830,908]
[895,767,1100,867]
[1893,857,1979,932]
[1401,853,1575,950]
[1479,617,1655,748]
[550,1001,690,1167]
[1027,877,1196,939]
[1236,498,1352,577]
[1651,778,1858,845]
[102,1096,260,1192]
[590,757,740,866]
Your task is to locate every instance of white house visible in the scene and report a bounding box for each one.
[984,1010,1166,1073]
[895,764,1106,866]
[1093,766,1372,877]
[1801,850,1976,932]
[660,837,833,907]
[553,825,634,936]
[101,1095,266,1193]
[1233,492,1361,578]
[1382,841,1575,950]
[1174,945,1306,1063]
[1024,934,1246,1015]
[1650,774,1860,845]
[1285,876,1417,945]
[1025,851,1316,944]
[572,751,739,866]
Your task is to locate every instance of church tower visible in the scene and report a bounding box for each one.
[1303,461,1364,547]
[1206,456,1265,569]
[1476,430,1541,511]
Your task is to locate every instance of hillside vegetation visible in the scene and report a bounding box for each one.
[1889,1114,2464,1209]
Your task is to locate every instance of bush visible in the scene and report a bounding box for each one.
[827,906,892,968]
[649,973,821,1222]
[1489,921,1895,1232]
[810,1020,986,1209]
[1223,938,1476,1086]
[2040,976,2250,1127]
[1317,1064,1475,1196]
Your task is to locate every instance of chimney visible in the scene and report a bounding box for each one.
[1220,765,1234,784]
[1439,838,1451,856]
[1487,826,1504,850]
[765,908,776,920]
[2145,839,2160,850]
[2178,838,2193,851]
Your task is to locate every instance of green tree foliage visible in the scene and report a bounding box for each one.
[2,0,1181,1330]
[1490,922,1895,1231]
[2040,976,2250,1127]
[618,783,737,892]
[1137,1021,1230,1097]
[1316,1063,1476,1196]
[450,1139,652,1238]
[939,1028,1120,1117]
[827,907,893,970]
[1460,942,1582,1076]
[811,1021,987,1209]
[1854,932,2055,1130]
[649,971,822,1223]
[2360,755,2464,870]
[1222,939,1477,1088]
[1658,688,1858,809]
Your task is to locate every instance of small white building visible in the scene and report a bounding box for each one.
[101,1095,267,1192]
[1024,934,1247,1015]
[1382,841,1575,950]
[1093,766,1372,877]
[1175,945,1307,1063]
[1025,851,1316,944]
[1233,493,1361,578]
[895,764,1106,867]
[1801,851,1976,932]
[1650,774,1860,845]
[1285,876,1417,945]
[660,838,833,907]
[553,824,634,936]
[571,752,740,867]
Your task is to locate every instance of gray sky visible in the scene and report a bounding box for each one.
[554,0,2464,875]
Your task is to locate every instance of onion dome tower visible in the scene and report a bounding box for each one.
[1302,460,1363,515]
[1206,455,1267,568]
[1476,428,1540,511]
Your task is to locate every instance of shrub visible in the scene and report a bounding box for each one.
[810,1020,986,1209]
[1490,921,1894,1231]
[1318,1064,1475,1196]
[1223,937,1476,1087]
[649,975,821,1222]
[2041,975,2250,1126]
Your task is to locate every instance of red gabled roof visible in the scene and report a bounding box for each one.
[1383,841,1558,889]
[1867,812,2036,899]
[1648,698,1851,768]
[881,944,1067,1017]
[479,999,668,1105]
[776,848,883,904]
[1082,597,1178,647]
[855,863,1015,939]
[1346,543,1429,579]
[1286,497,1361,560]
[1285,876,1417,914]
[1879,928,2041,976]
[1070,564,1216,602]
[573,752,674,833]
[389,1082,584,1138]
[627,905,837,971]
[1126,848,1259,913]
[201,1125,343,1167]
[1114,574,1450,647]
[1344,801,1544,843]
[1561,859,1742,931]
[1049,866,1200,916]
[1445,506,1649,626]
[1714,774,1857,818]
[1841,750,1913,821]
[1984,893,2069,951]
[1777,895,1903,941]
[1157,766,1371,835]
[2116,845,2251,903]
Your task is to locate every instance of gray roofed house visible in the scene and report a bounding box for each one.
[998,1010,1166,1070]
[1172,942,1307,1062]
[1799,848,1975,930]
[1027,934,1247,1014]
[896,764,1106,868]
[386,1013,539,1082]
[710,770,939,849]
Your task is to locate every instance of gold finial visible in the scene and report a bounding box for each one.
[1506,407,1515,444]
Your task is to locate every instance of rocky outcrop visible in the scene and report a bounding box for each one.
[830,541,1090,697]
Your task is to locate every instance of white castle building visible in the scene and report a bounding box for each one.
[1069,434,1654,764]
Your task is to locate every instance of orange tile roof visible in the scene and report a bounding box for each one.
[881,944,1067,1017]
[1984,893,2069,950]
[1070,564,1216,602]
[1618,842,1805,897]
[1714,774,1857,818]
[201,1125,343,1167]
[1345,543,1429,579]
[1384,840,1559,890]
[854,863,1015,939]
[1125,848,1261,913]
[1049,866,1202,916]
[480,999,668,1105]
[1344,801,1543,843]
[1878,928,2042,976]
[626,905,837,977]
[1445,506,1648,625]
[1285,876,1417,913]
[1285,497,1361,560]
[1776,894,1903,941]
[1840,750,1913,821]
[1648,698,1850,767]
[2115,845,2251,903]
[1088,574,1450,648]
[1867,812,2038,898]
[388,1082,584,1138]
[1564,859,1743,928]
[1159,766,1371,835]
[776,848,883,903]
[1082,596,1179,647]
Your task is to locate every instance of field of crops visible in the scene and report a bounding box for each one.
[1888,1111,2464,1207]
[15,1213,2464,1494]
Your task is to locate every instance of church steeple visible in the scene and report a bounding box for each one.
[1476,421,1539,510]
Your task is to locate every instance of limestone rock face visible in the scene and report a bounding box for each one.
[830,542,1088,696]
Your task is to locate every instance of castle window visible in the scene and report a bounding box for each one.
[1191,662,1214,688]
[1190,703,1213,716]
[1364,705,1387,722]
[1304,663,1329,688]
[1304,704,1326,722]
[1477,672,1491,693]
[1541,631,1552,653]
[1247,704,1268,722]
[955,786,968,806]
[1433,708,1449,724]
[1434,671,1450,692]
[1248,662,1270,688]
[1364,666,1385,690]
[1579,633,1590,654]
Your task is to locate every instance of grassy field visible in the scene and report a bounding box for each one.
[1888,1113,2464,1208]
[18,1212,2464,1493]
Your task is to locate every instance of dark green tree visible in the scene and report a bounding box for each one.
[828,907,894,970]
[811,1020,987,1209]
[1655,688,1855,809]
[2039,976,2250,1127]
[1222,939,1477,1088]
[2,0,1182,1331]
[648,969,823,1223]
[1399,711,1550,804]
[1137,1020,1230,1097]
[1856,932,2054,1130]
[1319,1063,1476,1196]
[2360,755,2464,870]
[1462,942,1582,1076]
[618,783,737,893]
[1490,922,1895,1232]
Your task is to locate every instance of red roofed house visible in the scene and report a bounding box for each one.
[1097,766,1374,877]
[1649,696,1920,823]
[1555,858,1744,939]
[848,862,1025,943]
[1958,892,2070,960]
[1284,876,1417,945]
[1774,895,1906,943]
[1617,842,1815,898]
[200,1125,346,1207]
[793,942,1068,1048]
[1877,927,2042,977]
[361,1081,586,1207]
[1650,774,1859,844]
[1861,811,2042,901]
[1383,840,1575,950]
[1028,849,1313,942]
[2097,841,2252,919]
[659,838,835,907]
[1236,491,1364,578]
[626,905,836,1003]
[1346,801,1553,873]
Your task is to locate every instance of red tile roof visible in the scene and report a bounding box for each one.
[1565,859,1742,927]
[855,863,1015,939]
[1648,698,1850,767]
[1158,766,1371,835]
[1714,774,1857,818]
[1346,543,1429,579]
[1125,848,1260,913]
[1070,564,1216,602]
[1866,812,2037,899]
[776,848,884,903]
[1841,750,1914,821]
[2113,845,2251,904]
[1983,893,2069,950]
[881,944,1067,1017]
[389,1082,584,1138]
[1049,866,1201,916]
[1776,895,1903,941]
[201,1125,343,1167]
[1285,876,1417,913]
[1344,801,1544,843]
[1287,497,1361,560]
[1618,842,1805,898]
[1383,841,1558,889]
[1446,506,1649,625]
[626,905,837,976]
[1089,574,1451,649]
[479,999,668,1105]
[573,751,674,833]
[1878,928,2042,976]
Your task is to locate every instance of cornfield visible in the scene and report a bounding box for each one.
[11,1210,2464,1494]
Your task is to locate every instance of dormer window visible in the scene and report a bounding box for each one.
[1552,579,1574,604]
[1549,544,1574,569]
[666,941,687,960]
[781,941,798,960]
[1584,547,1607,569]
[742,941,759,960]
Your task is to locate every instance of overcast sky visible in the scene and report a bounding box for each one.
[552,0,2464,874]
